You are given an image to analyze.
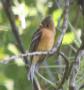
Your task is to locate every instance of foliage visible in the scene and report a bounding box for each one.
[0,0,83,90]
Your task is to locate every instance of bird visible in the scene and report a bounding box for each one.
[28,15,56,81]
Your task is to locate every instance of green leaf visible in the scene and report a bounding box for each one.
[53,9,62,27]
[7,43,19,55]
[62,32,75,45]
[0,48,8,60]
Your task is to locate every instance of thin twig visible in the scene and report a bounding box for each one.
[36,72,57,88]
[69,1,84,89]
[40,65,65,68]
[69,50,84,90]
[57,52,69,89]
[79,84,84,90]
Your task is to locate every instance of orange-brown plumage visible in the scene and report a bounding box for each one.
[28,16,56,81]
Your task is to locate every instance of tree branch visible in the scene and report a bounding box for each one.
[69,50,84,90]
[69,0,84,90]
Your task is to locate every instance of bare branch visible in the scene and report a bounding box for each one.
[79,83,84,90]
[69,1,84,89]
[57,52,69,89]
[69,50,84,90]
[36,72,57,88]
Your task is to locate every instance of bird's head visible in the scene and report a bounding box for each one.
[40,16,55,31]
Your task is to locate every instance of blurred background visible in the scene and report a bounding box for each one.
[0,0,84,90]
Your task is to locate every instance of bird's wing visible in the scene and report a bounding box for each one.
[28,29,42,80]
[29,29,42,52]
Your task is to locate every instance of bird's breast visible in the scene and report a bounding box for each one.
[37,29,55,51]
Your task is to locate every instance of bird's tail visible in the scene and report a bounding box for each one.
[28,63,39,81]
[28,64,36,81]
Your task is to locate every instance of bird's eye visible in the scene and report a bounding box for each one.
[46,24,49,27]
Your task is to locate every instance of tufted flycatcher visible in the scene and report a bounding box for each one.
[28,16,56,81]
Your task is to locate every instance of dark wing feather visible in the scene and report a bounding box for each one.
[28,29,42,80]
[29,29,42,52]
